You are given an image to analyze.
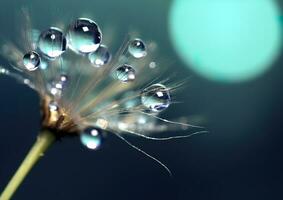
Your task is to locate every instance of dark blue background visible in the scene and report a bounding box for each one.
[0,0,282,199]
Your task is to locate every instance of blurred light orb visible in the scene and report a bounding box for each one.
[169,0,282,82]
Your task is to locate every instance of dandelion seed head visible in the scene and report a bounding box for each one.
[0,12,204,174]
[0,8,209,176]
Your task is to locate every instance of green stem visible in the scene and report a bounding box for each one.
[0,130,55,200]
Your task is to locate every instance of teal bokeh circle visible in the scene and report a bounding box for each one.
[169,0,282,82]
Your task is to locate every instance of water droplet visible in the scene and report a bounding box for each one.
[67,18,102,54]
[88,45,111,67]
[115,64,136,82]
[128,38,147,58]
[38,27,67,58]
[141,84,171,112]
[23,51,41,71]
[80,127,104,150]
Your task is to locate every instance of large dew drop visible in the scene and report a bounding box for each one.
[80,127,104,150]
[128,38,147,58]
[67,18,102,54]
[23,51,41,71]
[38,27,67,59]
[88,45,111,67]
[115,64,136,83]
[141,84,171,112]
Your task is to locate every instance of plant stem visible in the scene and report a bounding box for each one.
[0,130,55,200]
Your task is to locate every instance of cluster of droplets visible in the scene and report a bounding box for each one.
[48,74,69,98]
[23,18,103,69]
[20,17,172,151]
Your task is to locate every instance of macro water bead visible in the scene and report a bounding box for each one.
[67,18,102,54]
[38,27,67,58]
[23,51,41,71]
[88,45,111,67]
[128,38,147,58]
[141,84,171,112]
[80,127,104,150]
[115,64,136,82]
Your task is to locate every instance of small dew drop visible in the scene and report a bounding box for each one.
[115,64,136,83]
[38,27,67,59]
[23,51,41,71]
[128,38,147,58]
[88,45,111,67]
[80,127,104,150]
[67,18,102,54]
[141,84,171,112]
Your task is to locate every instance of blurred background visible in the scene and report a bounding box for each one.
[0,0,282,199]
